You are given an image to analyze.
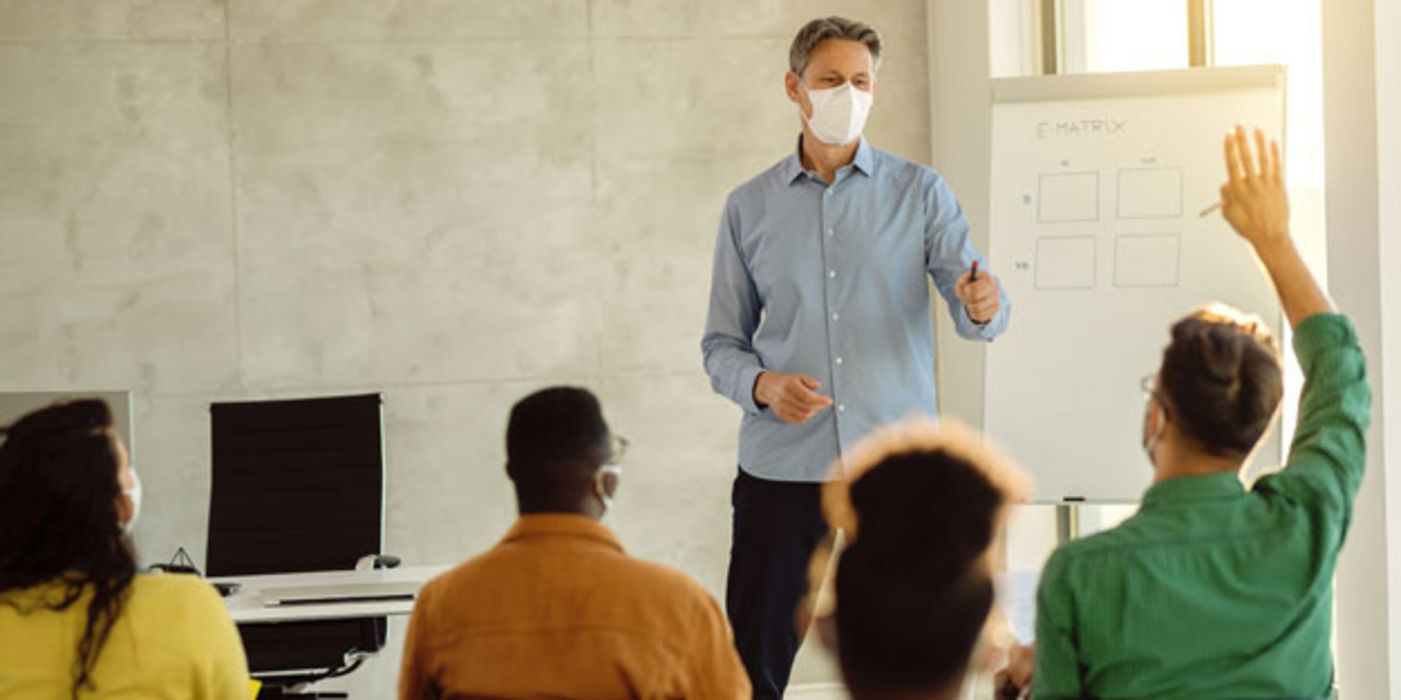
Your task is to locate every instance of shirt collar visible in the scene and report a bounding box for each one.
[851,137,876,175]
[784,134,876,184]
[1141,472,1246,508]
[502,513,624,553]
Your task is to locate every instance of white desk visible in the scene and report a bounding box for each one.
[214,566,447,624]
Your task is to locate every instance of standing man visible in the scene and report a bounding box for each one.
[701,16,1010,698]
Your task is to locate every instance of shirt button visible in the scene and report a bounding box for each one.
[835,357,844,366]
[828,270,837,279]
[826,227,834,236]
[831,312,840,321]
[838,404,847,412]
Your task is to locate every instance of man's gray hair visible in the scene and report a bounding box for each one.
[788,16,882,75]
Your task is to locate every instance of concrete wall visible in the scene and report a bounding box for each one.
[0,391,133,448]
[0,0,936,694]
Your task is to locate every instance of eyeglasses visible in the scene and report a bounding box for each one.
[1140,374,1172,418]
[606,435,629,466]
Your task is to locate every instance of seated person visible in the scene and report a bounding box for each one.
[398,386,750,699]
[1027,128,1369,699]
[805,419,1030,700]
[0,399,251,699]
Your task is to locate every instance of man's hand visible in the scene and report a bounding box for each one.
[1218,125,1333,327]
[955,267,1001,324]
[753,371,834,424]
[993,643,1035,700]
[1221,125,1290,252]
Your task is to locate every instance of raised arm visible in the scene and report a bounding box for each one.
[1220,126,1333,326]
[1222,126,1371,514]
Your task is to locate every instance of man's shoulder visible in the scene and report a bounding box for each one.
[866,145,945,187]
[725,152,800,206]
[612,556,718,605]
[1045,516,1154,576]
[423,545,502,584]
[424,542,712,603]
[870,145,936,175]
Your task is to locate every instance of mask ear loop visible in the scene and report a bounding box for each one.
[1143,393,1171,468]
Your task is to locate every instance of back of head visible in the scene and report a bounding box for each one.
[506,386,610,513]
[1158,305,1283,459]
[0,399,135,698]
[821,421,1028,697]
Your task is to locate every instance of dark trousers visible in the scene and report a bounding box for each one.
[725,467,830,700]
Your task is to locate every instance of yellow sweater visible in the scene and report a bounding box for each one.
[0,573,250,699]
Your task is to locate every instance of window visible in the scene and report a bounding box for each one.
[1062,0,1190,73]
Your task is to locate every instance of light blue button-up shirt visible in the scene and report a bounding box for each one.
[702,137,1010,482]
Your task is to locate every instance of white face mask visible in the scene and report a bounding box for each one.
[800,81,873,146]
[121,468,142,536]
[594,465,622,515]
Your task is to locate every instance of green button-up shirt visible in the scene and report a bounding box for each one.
[1032,313,1370,700]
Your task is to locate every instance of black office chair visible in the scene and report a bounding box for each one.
[207,394,392,700]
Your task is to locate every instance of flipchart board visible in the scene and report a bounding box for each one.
[983,66,1286,503]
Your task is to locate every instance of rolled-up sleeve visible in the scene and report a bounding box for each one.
[924,174,1010,341]
[702,196,765,415]
[1261,313,1371,520]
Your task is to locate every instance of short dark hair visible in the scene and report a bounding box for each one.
[834,449,1007,695]
[1158,305,1283,458]
[505,387,610,503]
[789,16,882,75]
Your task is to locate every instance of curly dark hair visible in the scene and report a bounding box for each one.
[0,399,136,699]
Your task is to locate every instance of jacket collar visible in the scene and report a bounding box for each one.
[502,513,624,553]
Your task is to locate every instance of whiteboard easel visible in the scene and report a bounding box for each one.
[984,66,1286,504]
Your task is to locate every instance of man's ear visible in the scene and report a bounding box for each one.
[784,70,803,105]
[1152,399,1171,434]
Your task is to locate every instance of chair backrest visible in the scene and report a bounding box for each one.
[205,394,388,681]
[207,394,384,577]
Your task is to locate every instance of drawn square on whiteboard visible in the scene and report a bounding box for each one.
[1114,234,1181,287]
[1035,237,1097,289]
[1117,167,1183,218]
[1038,172,1099,223]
